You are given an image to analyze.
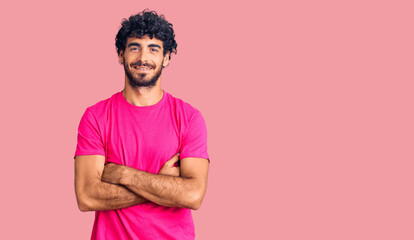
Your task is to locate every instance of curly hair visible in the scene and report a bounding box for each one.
[115,10,177,60]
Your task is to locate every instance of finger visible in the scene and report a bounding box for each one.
[167,154,180,165]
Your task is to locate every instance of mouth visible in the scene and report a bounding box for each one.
[132,65,152,72]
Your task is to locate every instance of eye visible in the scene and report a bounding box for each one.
[130,47,139,52]
[151,48,159,53]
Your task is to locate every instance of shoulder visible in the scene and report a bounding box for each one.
[84,92,119,118]
[166,91,203,122]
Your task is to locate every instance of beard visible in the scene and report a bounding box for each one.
[124,59,163,88]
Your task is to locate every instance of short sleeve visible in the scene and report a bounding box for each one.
[74,108,105,159]
[180,110,210,161]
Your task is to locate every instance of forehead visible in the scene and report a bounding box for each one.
[126,35,163,48]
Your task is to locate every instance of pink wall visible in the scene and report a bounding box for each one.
[1,0,413,239]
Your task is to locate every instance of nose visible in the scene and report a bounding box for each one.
[138,49,148,63]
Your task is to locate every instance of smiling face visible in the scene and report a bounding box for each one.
[119,35,170,88]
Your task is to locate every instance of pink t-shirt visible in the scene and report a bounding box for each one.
[74,90,209,240]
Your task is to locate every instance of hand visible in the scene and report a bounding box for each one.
[101,163,126,185]
[159,154,180,177]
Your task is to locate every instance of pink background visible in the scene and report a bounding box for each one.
[1,0,413,239]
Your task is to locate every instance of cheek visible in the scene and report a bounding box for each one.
[157,57,166,67]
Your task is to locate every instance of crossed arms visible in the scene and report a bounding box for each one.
[74,154,209,212]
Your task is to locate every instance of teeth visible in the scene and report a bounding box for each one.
[134,66,150,70]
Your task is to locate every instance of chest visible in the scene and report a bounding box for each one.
[105,111,181,173]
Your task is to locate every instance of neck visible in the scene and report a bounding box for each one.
[122,78,164,107]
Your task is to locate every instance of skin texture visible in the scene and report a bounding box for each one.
[74,154,181,211]
[102,157,209,210]
[118,35,170,107]
[74,155,146,211]
[74,35,209,211]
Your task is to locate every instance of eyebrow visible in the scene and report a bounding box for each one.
[148,44,161,49]
[127,43,141,48]
[127,43,162,49]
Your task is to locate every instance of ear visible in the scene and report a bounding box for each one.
[162,51,170,67]
[118,50,124,64]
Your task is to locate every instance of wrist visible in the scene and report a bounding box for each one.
[120,166,132,186]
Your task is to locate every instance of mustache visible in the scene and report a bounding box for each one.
[131,60,154,68]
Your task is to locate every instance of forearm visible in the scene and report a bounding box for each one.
[120,169,203,210]
[77,180,147,212]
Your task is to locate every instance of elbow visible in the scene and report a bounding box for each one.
[77,199,92,212]
[75,181,100,212]
[186,191,204,210]
[78,204,89,212]
[75,190,94,212]
[76,196,92,212]
[189,201,202,210]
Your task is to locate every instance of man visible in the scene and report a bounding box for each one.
[74,10,210,240]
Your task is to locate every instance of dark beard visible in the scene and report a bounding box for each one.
[124,61,163,88]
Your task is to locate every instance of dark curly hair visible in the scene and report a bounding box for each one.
[115,10,177,60]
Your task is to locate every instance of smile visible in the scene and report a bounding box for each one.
[133,66,152,71]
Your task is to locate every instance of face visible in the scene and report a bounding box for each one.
[119,35,170,88]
